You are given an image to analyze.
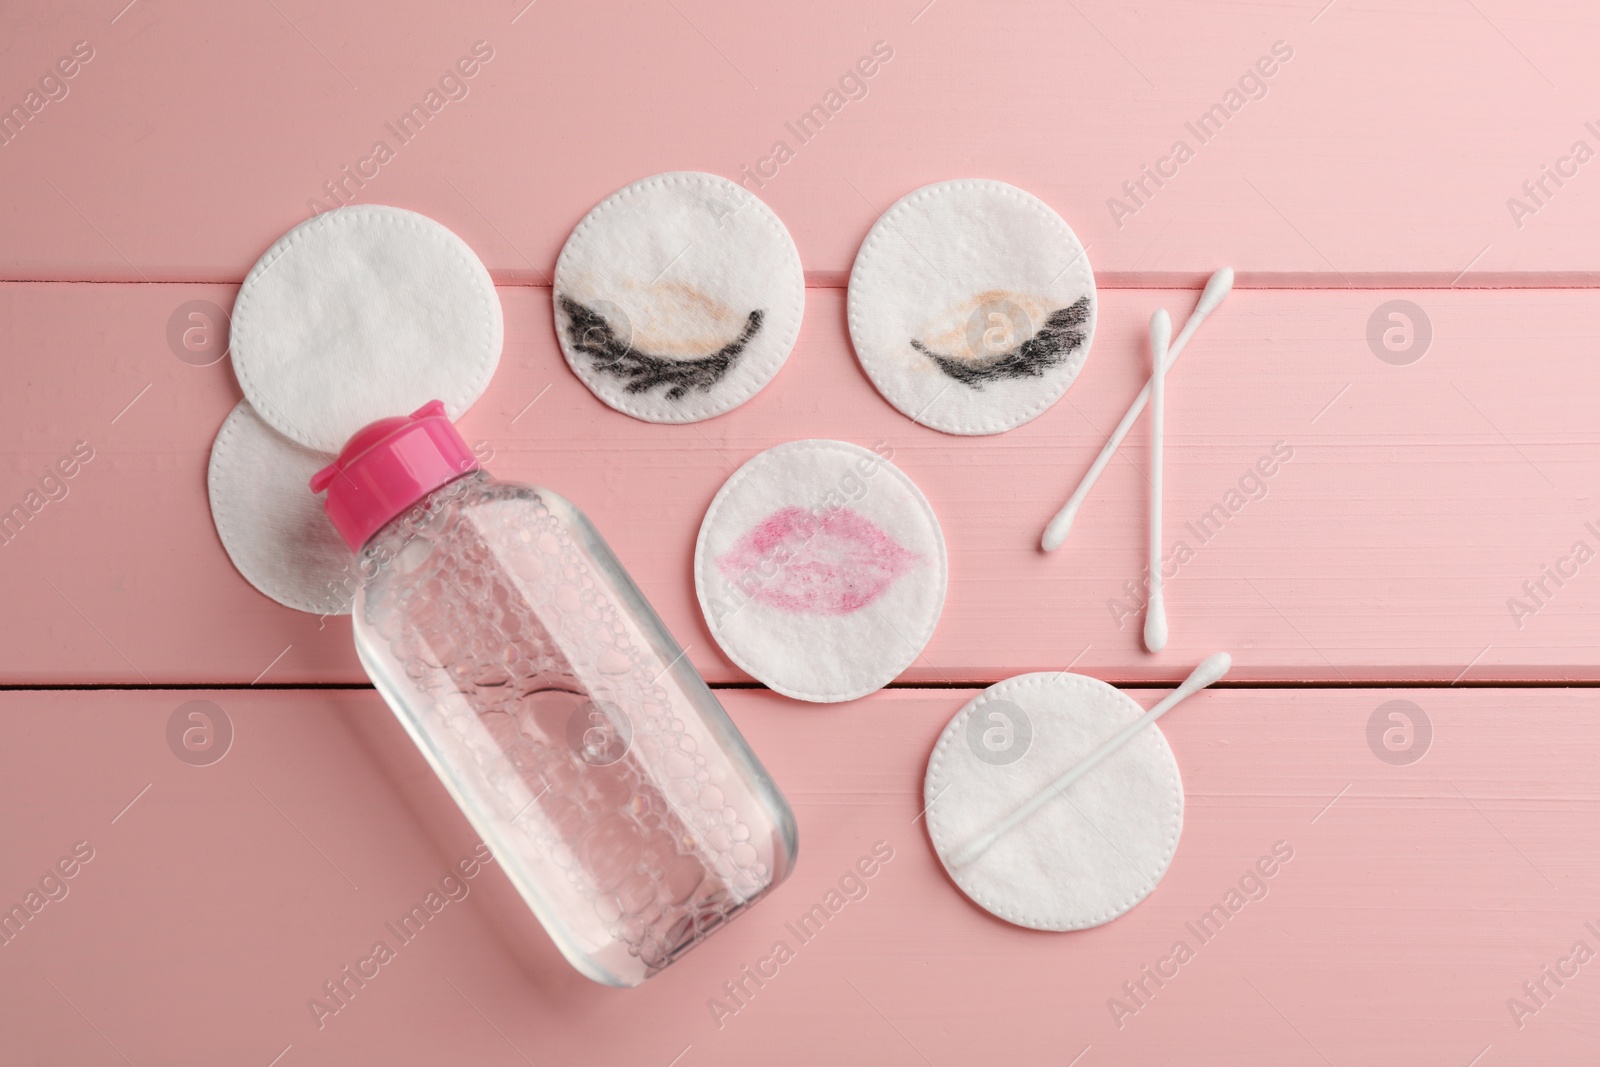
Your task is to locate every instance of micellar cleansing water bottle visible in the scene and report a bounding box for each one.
[310,401,797,986]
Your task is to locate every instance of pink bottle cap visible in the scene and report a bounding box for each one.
[310,400,481,550]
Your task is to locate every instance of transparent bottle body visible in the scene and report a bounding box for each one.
[351,471,797,986]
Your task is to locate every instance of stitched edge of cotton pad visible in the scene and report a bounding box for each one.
[207,399,356,616]
[846,178,1097,436]
[923,672,1182,930]
[552,171,805,424]
[692,439,948,703]
[230,204,503,452]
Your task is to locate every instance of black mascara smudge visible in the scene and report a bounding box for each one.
[559,295,764,401]
[910,295,1091,389]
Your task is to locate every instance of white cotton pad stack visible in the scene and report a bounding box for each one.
[923,672,1183,930]
[208,204,503,614]
[553,172,805,423]
[694,440,947,703]
[847,179,1097,436]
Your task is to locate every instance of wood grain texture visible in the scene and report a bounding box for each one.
[2,0,1597,1061]
[1,0,1598,283]
[0,687,1593,1065]
[2,281,1595,685]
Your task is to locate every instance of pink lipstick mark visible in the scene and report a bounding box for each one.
[717,506,919,616]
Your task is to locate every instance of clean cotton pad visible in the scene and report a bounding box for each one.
[847,179,1096,436]
[553,172,804,423]
[924,672,1182,930]
[207,400,360,616]
[694,440,946,703]
[230,204,503,452]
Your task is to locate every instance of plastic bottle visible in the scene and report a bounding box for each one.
[311,401,797,986]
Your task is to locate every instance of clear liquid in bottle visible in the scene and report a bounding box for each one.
[313,406,796,986]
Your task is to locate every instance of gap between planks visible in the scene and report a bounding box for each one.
[7,272,1600,290]
[3,679,1600,693]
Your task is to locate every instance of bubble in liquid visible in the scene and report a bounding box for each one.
[596,647,633,675]
[618,874,656,917]
[579,819,645,893]
[658,854,705,906]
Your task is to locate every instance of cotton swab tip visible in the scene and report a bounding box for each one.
[1188,651,1232,689]
[1041,506,1076,552]
[1196,267,1234,316]
[1143,597,1167,652]
[1150,307,1172,350]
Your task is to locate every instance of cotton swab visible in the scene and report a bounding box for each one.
[1144,309,1171,654]
[1041,267,1234,552]
[947,652,1232,869]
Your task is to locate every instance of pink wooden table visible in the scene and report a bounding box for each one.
[3,1,1599,1063]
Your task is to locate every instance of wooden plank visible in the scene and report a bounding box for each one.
[2,1,1599,282]
[3,281,1597,686]
[0,686,1594,1064]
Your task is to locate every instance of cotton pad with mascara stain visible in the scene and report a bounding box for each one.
[924,672,1183,930]
[229,204,503,453]
[694,440,946,703]
[848,179,1096,436]
[207,400,360,616]
[553,172,805,424]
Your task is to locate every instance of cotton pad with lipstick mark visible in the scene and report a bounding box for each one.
[847,179,1096,435]
[923,673,1182,930]
[694,440,947,703]
[553,172,805,423]
[230,204,502,453]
